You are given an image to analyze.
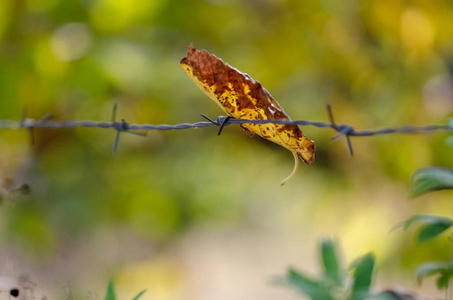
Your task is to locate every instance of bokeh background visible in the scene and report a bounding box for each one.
[0,0,452,299]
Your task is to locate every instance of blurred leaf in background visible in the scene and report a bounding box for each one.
[409,167,453,198]
[0,0,452,299]
[280,238,375,300]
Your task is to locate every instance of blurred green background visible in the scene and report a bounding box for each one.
[0,0,452,299]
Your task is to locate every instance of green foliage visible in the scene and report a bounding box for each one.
[416,261,453,289]
[409,167,453,198]
[282,165,453,300]
[286,269,334,300]
[396,214,453,243]
[105,280,116,300]
[104,280,146,300]
[132,290,147,300]
[0,0,452,298]
[399,167,453,295]
[350,253,375,300]
[280,238,375,300]
[417,223,452,244]
[321,238,342,286]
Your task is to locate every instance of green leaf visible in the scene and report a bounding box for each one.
[105,279,116,300]
[372,291,413,300]
[286,269,333,300]
[132,290,147,300]
[321,238,342,286]
[393,214,453,231]
[417,261,453,289]
[416,222,452,243]
[409,167,453,198]
[437,272,451,289]
[416,261,449,284]
[349,253,375,300]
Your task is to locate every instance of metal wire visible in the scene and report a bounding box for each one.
[0,104,451,154]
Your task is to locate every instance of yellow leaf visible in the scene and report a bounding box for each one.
[180,44,315,185]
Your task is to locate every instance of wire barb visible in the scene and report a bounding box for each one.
[327,104,354,156]
[217,116,231,136]
[112,119,129,152]
[110,104,147,151]
[20,108,34,145]
[200,114,231,135]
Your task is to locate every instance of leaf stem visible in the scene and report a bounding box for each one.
[280,151,299,186]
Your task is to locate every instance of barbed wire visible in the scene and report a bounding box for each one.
[0,104,451,154]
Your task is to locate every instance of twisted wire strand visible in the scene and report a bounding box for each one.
[0,104,451,153]
[1,117,451,133]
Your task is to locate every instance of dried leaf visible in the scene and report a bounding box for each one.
[181,44,315,185]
